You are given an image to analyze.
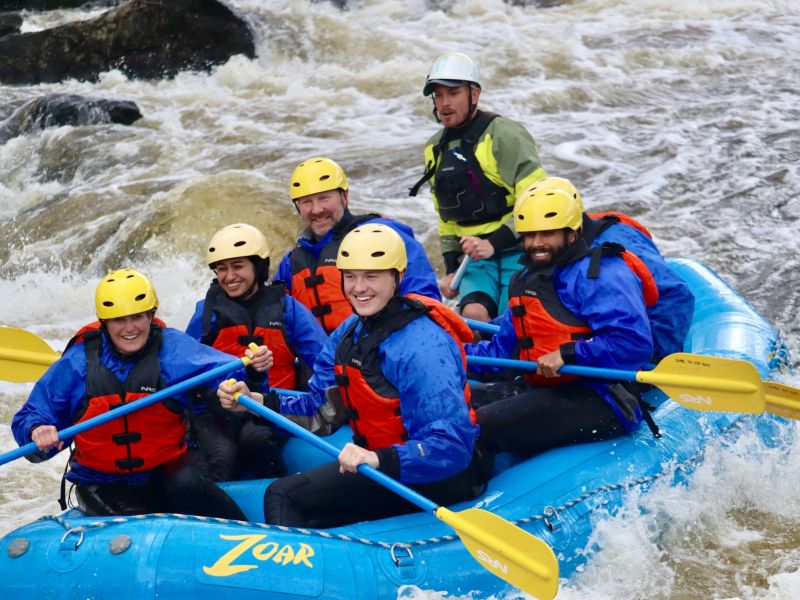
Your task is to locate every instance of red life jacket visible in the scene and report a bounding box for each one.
[71,326,187,474]
[508,242,653,386]
[289,213,379,334]
[200,281,299,390]
[334,297,476,450]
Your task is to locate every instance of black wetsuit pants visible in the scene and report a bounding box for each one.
[191,411,286,482]
[264,444,493,528]
[74,450,245,520]
[471,379,627,457]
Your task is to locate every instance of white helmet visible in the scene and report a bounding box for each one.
[423,52,482,96]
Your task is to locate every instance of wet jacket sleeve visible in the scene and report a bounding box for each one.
[270,319,350,434]
[184,299,206,340]
[378,318,477,485]
[11,345,89,461]
[283,296,328,368]
[273,251,294,293]
[557,259,653,370]
[594,224,695,358]
[157,328,249,399]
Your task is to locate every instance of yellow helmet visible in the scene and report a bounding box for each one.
[289,157,348,201]
[523,177,584,212]
[514,181,583,233]
[95,269,158,320]
[206,223,270,267]
[337,224,408,272]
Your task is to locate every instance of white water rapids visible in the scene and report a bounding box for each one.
[2,0,800,597]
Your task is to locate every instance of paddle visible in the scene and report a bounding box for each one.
[233,390,559,600]
[763,380,800,420]
[0,356,251,467]
[449,255,471,292]
[467,352,779,416]
[0,326,60,383]
[464,318,500,335]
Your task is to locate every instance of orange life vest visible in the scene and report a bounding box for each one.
[200,282,299,390]
[71,327,187,474]
[334,297,476,450]
[508,242,655,385]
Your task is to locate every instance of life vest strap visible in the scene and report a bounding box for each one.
[312,304,333,317]
[511,304,527,317]
[114,457,145,471]
[112,432,141,445]
[237,334,264,347]
[304,273,325,287]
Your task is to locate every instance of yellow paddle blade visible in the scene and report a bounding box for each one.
[435,507,559,600]
[640,352,765,414]
[0,327,60,383]
[764,380,800,421]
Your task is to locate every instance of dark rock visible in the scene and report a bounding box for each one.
[0,93,142,143]
[0,0,256,84]
[0,12,22,37]
[0,1,117,10]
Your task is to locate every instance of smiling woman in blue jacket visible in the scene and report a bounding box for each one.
[11,269,271,519]
[219,224,490,528]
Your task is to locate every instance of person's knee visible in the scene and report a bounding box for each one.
[459,291,497,321]
[461,302,490,321]
[263,473,310,525]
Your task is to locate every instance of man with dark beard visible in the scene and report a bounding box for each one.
[465,183,654,457]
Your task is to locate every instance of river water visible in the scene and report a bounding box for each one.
[1,0,799,598]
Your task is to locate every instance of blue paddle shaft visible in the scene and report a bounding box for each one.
[464,318,500,335]
[235,394,439,513]
[466,355,637,382]
[0,358,247,467]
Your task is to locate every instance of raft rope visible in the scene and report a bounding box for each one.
[38,419,747,551]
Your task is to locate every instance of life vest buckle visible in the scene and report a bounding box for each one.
[114,457,145,471]
[112,432,142,445]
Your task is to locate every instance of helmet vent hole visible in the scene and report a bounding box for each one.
[544,211,558,219]
[208,246,216,253]
[371,251,386,258]
[134,294,146,302]
[103,301,114,307]
[233,241,246,247]
[292,182,300,188]
[319,175,330,182]
[341,251,350,257]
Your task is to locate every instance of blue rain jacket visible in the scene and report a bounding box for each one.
[277,310,477,485]
[466,253,653,430]
[12,328,245,484]
[589,219,694,359]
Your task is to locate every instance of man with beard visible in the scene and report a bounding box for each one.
[409,52,547,322]
[465,183,654,457]
[275,157,440,334]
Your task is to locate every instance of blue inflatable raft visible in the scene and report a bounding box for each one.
[0,259,790,598]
